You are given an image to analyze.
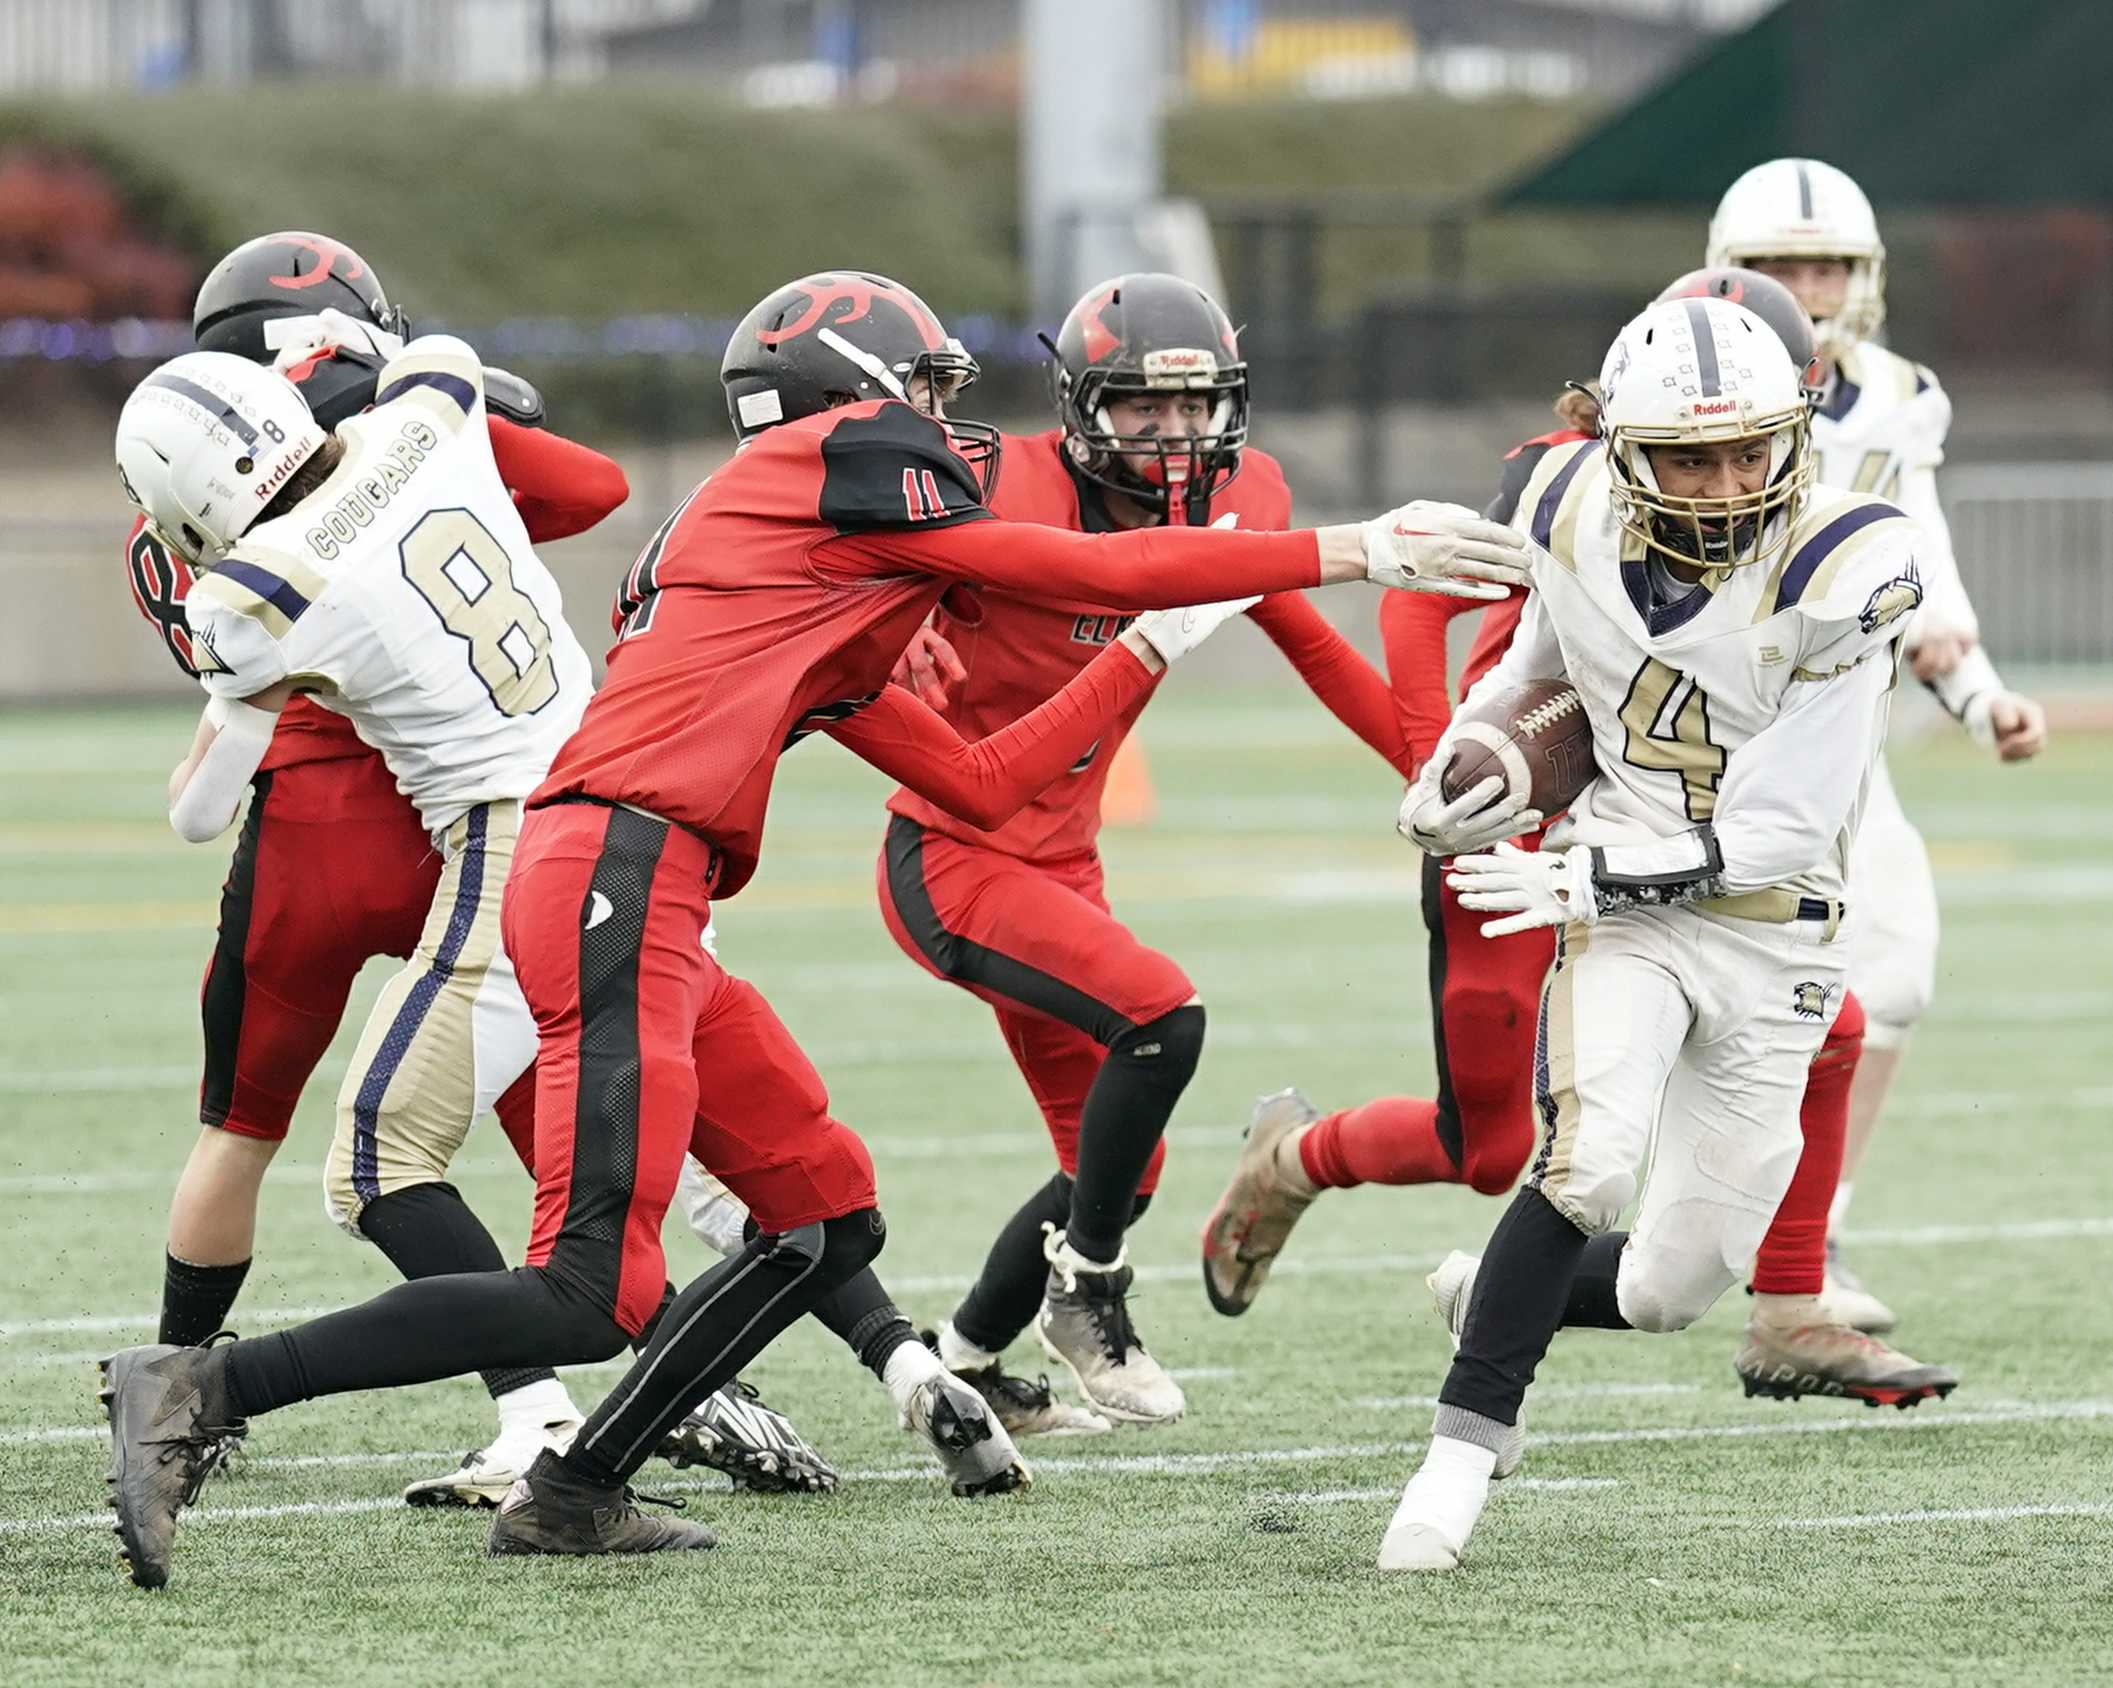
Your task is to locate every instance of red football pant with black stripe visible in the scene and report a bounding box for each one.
[504,801,877,1338]
[874,817,1195,1196]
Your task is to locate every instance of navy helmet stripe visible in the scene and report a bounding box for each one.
[1795,160,1814,219]
[146,371,260,447]
[377,368,478,414]
[213,556,312,624]
[1772,502,1904,614]
[1686,300,1721,397]
[1530,441,1601,549]
[349,804,489,1202]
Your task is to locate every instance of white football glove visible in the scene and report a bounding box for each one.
[1398,768,1542,857]
[1966,688,2047,763]
[1127,596,1261,665]
[267,306,405,373]
[1362,501,1536,600]
[1447,841,1597,938]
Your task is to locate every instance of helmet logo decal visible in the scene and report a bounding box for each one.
[755,276,943,352]
[267,234,367,292]
[1078,286,1121,364]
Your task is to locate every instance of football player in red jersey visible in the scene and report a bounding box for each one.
[1202,269,1956,1410]
[873,273,1418,1432]
[123,236,835,1509]
[101,269,1533,1577]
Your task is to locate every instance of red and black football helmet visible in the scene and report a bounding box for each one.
[720,270,999,494]
[191,232,410,429]
[1657,266,1822,399]
[1049,272,1250,524]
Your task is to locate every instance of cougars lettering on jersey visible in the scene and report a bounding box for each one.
[1450,436,1924,904]
[546,403,1329,898]
[885,429,1299,860]
[183,336,593,834]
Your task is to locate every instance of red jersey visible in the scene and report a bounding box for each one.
[887,429,1412,861]
[535,401,1330,898]
[124,400,629,773]
[1378,428,1591,771]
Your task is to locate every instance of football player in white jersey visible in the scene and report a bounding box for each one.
[1709,158,2048,1329]
[1377,297,1936,1572]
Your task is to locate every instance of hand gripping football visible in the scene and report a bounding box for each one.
[1439,678,1595,818]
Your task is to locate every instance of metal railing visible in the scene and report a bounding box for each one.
[1943,465,2113,668]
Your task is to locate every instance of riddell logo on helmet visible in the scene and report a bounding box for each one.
[1691,399,1740,415]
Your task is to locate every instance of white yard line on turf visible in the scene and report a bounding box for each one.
[1779,1501,2113,1529]
[10,1403,2113,1533]
[1356,1382,1702,1411]
[1287,1478,1619,1504]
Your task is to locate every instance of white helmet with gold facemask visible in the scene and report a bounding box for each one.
[1597,296,1813,573]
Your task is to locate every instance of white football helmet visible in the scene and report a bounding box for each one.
[1706,157,1885,360]
[114,351,329,564]
[1597,296,1813,572]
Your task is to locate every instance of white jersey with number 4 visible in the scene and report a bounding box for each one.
[184,336,591,833]
[1463,437,1925,906]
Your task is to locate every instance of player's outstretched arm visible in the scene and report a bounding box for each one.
[1247,593,1415,775]
[830,626,1185,830]
[1377,588,1478,773]
[487,416,630,542]
[167,682,295,843]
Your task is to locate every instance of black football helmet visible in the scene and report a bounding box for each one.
[1049,272,1249,524]
[192,232,411,429]
[1656,266,1821,399]
[720,270,998,493]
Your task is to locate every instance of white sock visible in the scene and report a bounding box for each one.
[1388,1434,1496,1550]
[936,1319,997,1374]
[1829,1181,1855,1231]
[493,1376,579,1435]
[882,1336,945,1417]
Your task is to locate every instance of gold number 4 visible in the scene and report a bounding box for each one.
[1618,657,1724,820]
[400,508,558,717]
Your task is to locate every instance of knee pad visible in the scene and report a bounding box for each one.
[1112,1003,1206,1084]
[1535,1165,1635,1237]
[800,1207,888,1288]
[1614,1248,1729,1334]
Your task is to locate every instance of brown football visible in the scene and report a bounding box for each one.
[1440,678,1596,818]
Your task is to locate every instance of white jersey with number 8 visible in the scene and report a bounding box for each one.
[184,335,591,834]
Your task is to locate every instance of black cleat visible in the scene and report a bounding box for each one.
[658,1378,839,1494]
[99,1341,244,1589]
[919,1330,1111,1437]
[487,1450,719,1557]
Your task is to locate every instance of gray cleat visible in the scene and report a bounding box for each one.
[99,1342,243,1589]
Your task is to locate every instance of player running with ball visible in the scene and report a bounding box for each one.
[1375,295,1937,1572]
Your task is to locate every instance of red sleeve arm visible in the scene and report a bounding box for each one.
[1378,588,1477,775]
[1246,593,1414,776]
[816,516,1324,608]
[485,416,630,543]
[827,643,1156,830]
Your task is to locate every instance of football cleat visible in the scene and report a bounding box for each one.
[919,1332,1113,1438]
[1425,1251,1525,1480]
[1735,1308,1958,1408]
[487,1450,718,1557]
[99,1341,243,1589]
[403,1417,581,1509]
[902,1370,1032,1497]
[1200,1088,1323,1317]
[1038,1229,1185,1425]
[658,1378,839,1493]
[1819,1238,1898,1334]
[1377,1437,1494,1574]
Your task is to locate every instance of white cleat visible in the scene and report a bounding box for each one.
[1037,1229,1186,1426]
[403,1418,580,1509]
[1377,1436,1493,1574]
[1424,1251,1525,1480]
[903,1371,1032,1497]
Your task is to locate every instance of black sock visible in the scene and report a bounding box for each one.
[952,1171,1076,1354]
[811,1268,919,1378]
[219,1264,630,1421]
[1561,1232,1634,1329]
[1438,1187,1591,1426]
[159,1254,251,1347]
[1065,1005,1205,1264]
[355,1181,561,1402]
[564,1209,887,1489]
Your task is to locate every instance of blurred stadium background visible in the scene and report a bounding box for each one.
[0,0,2108,706]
